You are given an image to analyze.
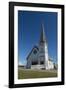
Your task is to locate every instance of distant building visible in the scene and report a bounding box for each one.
[26,23,54,69]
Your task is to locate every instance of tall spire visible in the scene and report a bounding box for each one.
[39,23,46,44]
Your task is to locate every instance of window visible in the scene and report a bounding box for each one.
[33,50,37,54]
[32,61,38,65]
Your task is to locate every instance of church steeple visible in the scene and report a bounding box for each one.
[39,23,46,44]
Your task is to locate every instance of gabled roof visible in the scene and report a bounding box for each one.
[26,46,39,60]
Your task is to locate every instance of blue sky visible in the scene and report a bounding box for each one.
[18,10,57,65]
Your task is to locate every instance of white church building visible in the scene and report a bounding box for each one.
[26,23,54,70]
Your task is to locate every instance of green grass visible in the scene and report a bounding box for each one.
[18,69,57,79]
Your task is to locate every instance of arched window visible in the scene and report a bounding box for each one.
[33,49,37,54]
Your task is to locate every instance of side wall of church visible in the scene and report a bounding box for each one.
[44,43,49,69]
[26,49,39,68]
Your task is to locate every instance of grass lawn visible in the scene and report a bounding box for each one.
[18,69,57,79]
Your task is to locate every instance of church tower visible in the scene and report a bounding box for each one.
[38,23,49,69]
